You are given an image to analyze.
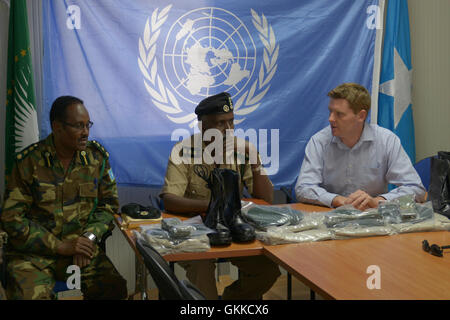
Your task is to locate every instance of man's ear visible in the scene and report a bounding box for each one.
[358,109,368,122]
[52,120,63,133]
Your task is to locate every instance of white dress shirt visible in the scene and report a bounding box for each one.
[295,123,426,207]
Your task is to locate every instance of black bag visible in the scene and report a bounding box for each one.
[428,151,450,218]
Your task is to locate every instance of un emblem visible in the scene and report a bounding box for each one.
[138,5,278,127]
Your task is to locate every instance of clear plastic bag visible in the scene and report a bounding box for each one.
[334,225,393,238]
[161,217,196,238]
[135,216,213,255]
[257,228,333,245]
[324,205,382,228]
[256,196,449,245]
[241,201,303,231]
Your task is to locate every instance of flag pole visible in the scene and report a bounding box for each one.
[370,0,386,124]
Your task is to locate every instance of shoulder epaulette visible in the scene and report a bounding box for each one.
[88,140,109,159]
[15,142,39,161]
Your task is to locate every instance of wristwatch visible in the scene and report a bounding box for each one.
[82,231,97,243]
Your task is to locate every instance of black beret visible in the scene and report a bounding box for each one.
[194,92,234,116]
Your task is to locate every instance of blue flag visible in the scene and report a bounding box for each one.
[378,0,415,163]
[42,0,378,188]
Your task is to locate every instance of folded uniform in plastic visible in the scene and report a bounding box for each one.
[240,202,303,231]
[255,194,450,245]
[136,216,213,255]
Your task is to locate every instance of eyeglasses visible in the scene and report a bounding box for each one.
[422,240,450,257]
[62,121,93,130]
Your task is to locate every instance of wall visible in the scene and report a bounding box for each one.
[409,0,450,161]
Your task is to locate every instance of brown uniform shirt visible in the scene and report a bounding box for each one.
[161,134,254,200]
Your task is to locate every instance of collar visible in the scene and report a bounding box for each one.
[331,122,375,150]
[41,134,90,167]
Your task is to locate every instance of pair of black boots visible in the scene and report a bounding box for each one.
[195,165,255,246]
[429,151,450,218]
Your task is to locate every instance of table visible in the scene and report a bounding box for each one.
[116,201,450,300]
[264,231,450,300]
[114,199,270,299]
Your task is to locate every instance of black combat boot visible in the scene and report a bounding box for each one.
[194,165,232,246]
[218,168,255,243]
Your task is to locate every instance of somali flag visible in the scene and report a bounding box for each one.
[378,0,415,163]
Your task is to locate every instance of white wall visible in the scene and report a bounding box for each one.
[409,0,450,161]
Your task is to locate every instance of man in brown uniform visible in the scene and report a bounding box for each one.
[1,96,127,299]
[161,92,281,299]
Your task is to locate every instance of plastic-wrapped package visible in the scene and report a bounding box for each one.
[240,201,303,231]
[135,216,213,255]
[378,202,402,224]
[378,194,424,223]
[390,202,436,234]
[256,197,449,245]
[161,218,196,238]
[395,194,419,220]
[256,228,334,245]
[324,206,382,228]
[334,225,393,237]
[272,212,325,233]
[433,213,450,231]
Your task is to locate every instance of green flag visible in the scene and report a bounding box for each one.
[5,0,39,177]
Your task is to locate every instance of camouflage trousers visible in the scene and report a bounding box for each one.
[6,252,127,300]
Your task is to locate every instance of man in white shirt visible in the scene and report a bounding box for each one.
[295,83,426,210]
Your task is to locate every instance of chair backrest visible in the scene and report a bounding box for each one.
[414,157,432,191]
[135,238,205,300]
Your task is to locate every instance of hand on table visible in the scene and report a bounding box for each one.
[331,195,350,208]
[345,190,385,211]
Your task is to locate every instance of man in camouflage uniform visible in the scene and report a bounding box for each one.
[0,96,127,300]
[161,92,281,300]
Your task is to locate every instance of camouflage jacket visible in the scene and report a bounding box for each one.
[0,134,118,269]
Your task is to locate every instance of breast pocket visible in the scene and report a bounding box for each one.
[360,161,383,183]
[186,180,210,200]
[79,182,98,198]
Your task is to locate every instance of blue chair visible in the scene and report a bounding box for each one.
[414,156,433,191]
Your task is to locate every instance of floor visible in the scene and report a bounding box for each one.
[58,274,325,300]
[130,274,324,300]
